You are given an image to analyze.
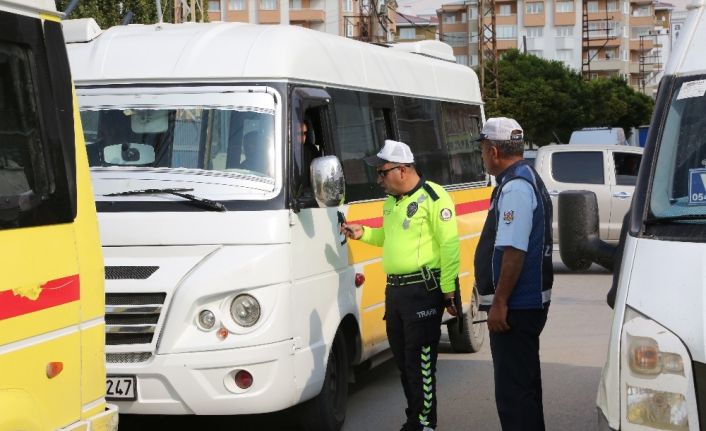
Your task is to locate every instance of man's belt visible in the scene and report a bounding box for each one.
[387,268,441,287]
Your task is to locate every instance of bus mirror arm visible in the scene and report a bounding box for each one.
[558,190,617,272]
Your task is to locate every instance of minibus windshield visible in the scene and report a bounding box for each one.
[78,91,276,179]
[649,75,706,223]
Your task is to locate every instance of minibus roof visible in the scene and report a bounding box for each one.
[64,22,482,104]
[0,0,59,17]
[664,0,705,76]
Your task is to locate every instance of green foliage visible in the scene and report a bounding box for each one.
[482,49,654,145]
[55,0,209,27]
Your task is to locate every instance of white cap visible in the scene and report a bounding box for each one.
[479,117,524,142]
[363,139,415,166]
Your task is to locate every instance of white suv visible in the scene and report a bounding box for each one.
[534,144,643,246]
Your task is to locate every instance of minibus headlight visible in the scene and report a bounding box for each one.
[230,294,261,327]
[626,386,688,430]
[198,309,216,330]
[621,307,693,430]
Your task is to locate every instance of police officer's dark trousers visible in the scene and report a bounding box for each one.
[489,307,549,431]
[385,280,445,431]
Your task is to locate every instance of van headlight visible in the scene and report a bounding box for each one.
[230,294,261,327]
[621,307,694,430]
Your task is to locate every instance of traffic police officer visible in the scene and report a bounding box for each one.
[342,139,460,431]
[474,118,553,431]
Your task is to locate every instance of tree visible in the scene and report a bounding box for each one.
[481,49,653,146]
[55,1,208,27]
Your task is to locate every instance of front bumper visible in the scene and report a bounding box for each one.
[111,339,297,415]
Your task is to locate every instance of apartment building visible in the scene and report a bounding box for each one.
[436,0,670,93]
[206,0,396,41]
[394,11,439,41]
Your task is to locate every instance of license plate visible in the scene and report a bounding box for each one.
[106,375,137,400]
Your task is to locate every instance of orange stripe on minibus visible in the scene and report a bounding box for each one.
[348,198,490,226]
[0,275,80,320]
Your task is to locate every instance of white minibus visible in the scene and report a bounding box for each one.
[560,1,706,429]
[63,20,491,430]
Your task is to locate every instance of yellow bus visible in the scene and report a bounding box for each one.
[0,1,118,430]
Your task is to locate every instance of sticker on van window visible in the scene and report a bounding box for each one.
[688,168,706,205]
[677,80,706,100]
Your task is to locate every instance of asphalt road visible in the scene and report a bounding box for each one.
[118,261,615,431]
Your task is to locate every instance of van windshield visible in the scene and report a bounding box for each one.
[649,75,706,222]
[78,91,276,179]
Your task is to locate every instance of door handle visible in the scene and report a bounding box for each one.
[548,190,559,197]
[612,192,631,199]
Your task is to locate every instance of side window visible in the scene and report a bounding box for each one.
[0,14,74,230]
[613,152,641,186]
[551,151,604,184]
[330,88,386,202]
[440,101,485,183]
[395,96,450,185]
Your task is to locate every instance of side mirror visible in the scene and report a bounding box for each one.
[558,190,616,271]
[310,156,345,208]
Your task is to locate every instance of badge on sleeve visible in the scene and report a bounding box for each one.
[407,202,418,218]
[440,208,452,221]
[503,210,514,224]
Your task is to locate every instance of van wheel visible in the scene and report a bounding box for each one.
[447,287,486,353]
[299,331,349,431]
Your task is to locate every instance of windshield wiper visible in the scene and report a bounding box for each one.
[644,214,706,224]
[104,188,226,212]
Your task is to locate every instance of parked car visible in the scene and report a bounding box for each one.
[523,149,538,166]
[534,144,643,246]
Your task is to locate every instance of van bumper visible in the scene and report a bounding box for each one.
[110,339,297,415]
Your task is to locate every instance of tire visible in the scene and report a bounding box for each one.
[447,286,486,353]
[299,331,349,431]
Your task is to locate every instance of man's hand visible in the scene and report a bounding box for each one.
[488,300,510,333]
[444,292,457,317]
[340,223,364,240]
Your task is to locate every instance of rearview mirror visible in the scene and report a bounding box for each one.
[310,156,345,208]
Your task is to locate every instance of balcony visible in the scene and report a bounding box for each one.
[630,15,655,26]
[589,59,625,71]
[630,38,654,50]
[629,62,655,73]
[290,8,325,22]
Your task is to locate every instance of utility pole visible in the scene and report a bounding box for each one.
[478,0,498,106]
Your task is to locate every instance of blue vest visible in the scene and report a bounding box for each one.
[474,160,553,310]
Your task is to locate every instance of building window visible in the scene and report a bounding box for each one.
[399,27,416,39]
[461,12,467,22]
[607,1,618,11]
[555,26,573,37]
[455,55,469,65]
[471,54,479,65]
[443,13,456,23]
[208,0,220,11]
[343,0,353,12]
[526,26,544,38]
[444,32,468,47]
[587,48,598,60]
[528,50,543,57]
[499,4,512,15]
[632,5,651,16]
[605,47,617,59]
[346,23,354,37]
[556,1,574,12]
[556,49,572,62]
[261,0,277,9]
[496,25,517,39]
[289,0,301,8]
[526,2,544,14]
[229,0,246,9]
[470,6,478,19]
[587,1,599,12]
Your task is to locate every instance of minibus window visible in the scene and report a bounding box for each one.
[650,76,706,221]
[440,102,484,184]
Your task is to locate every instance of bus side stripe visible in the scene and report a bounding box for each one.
[347,198,490,226]
[0,275,80,320]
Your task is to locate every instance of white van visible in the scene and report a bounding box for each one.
[63,20,491,430]
[559,0,706,429]
[569,127,628,146]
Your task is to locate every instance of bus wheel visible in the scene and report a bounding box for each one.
[447,287,486,353]
[300,331,349,431]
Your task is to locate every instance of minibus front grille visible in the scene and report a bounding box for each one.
[105,292,166,346]
[105,266,159,280]
[106,352,153,363]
